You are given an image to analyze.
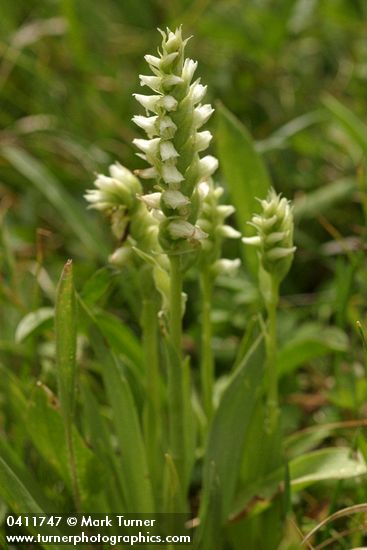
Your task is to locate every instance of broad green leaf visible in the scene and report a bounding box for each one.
[97,338,154,512]
[239,399,283,494]
[26,384,105,511]
[216,102,270,274]
[232,447,367,518]
[323,94,367,154]
[0,457,64,550]
[15,307,54,343]
[293,178,356,220]
[285,426,332,458]
[1,146,105,258]
[197,336,264,545]
[79,302,153,511]
[55,260,77,426]
[81,382,126,510]
[290,447,367,488]
[0,437,55,513]
[277,324,348,377]
[194,462,222,550]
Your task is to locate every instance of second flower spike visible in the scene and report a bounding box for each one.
[242,188,296,283]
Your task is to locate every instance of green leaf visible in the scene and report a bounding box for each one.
[290,447,367,488]
[27,384,105,511]
[0,456,41,526]
[15,307,54,343]
[55,259,77,426]
[232,447,367,518]
[277,324,348,377]
[0,436,56,514]
[216,102,271,274]
[1,146,105,258]
[81,381,126,510]
[0,455,69,549]
[197,336,264,544]
[95,336,154,512]
[285,426,333,458]
[323,94,367,154]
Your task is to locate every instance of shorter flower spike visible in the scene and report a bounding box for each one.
[242,188,296,283]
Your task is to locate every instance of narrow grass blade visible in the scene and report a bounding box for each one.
[55,259,81,510]
[55,259,77,426]
[256,110,325,153]
[293,177,356,220]
[1,145,105,258]
[323,94,367,154]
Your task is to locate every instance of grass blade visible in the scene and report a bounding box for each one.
[55,259,80,509]
[323,94,367,154]
[1,145,105,258]
[55,259,77,426]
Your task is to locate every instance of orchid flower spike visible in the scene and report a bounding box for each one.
[132,27,218,252]
[242,188,296,283]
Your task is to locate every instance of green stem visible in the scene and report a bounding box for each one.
[266,278,279,433]
[142,296,161,499]
[200,268,214,420]
[167,255,186,495]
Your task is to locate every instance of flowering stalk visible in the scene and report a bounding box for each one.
[133,27,217,489]
[243,189,295,431]
[197,181,241,419]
